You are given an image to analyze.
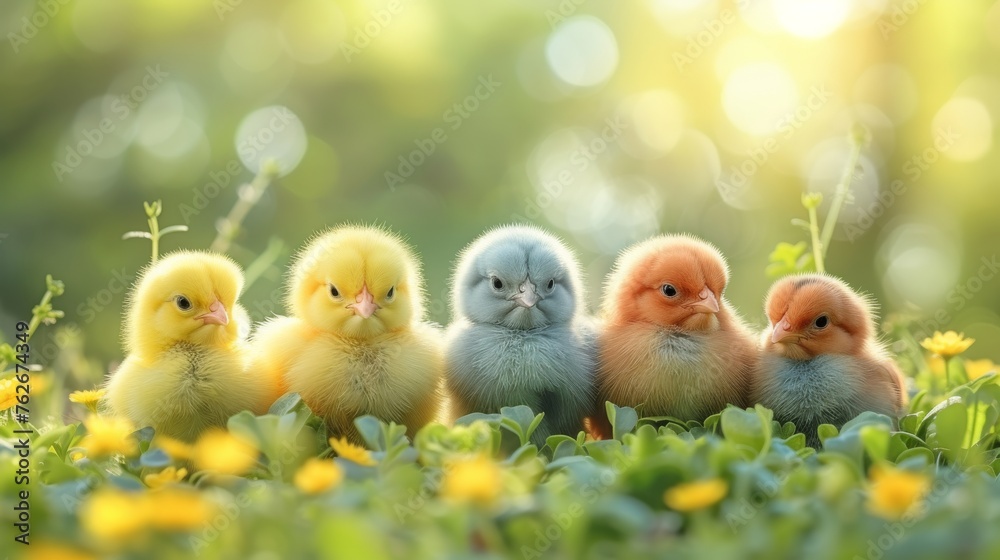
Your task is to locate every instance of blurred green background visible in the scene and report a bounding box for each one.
[1,0,999,369]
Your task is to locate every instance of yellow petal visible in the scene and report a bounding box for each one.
[664,479,728,512]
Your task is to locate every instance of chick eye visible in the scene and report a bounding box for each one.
[491,277,504,291]
[661,284,678,298]
[814,315,829,329]
[329,284,341,299]
[386,286,395,300]
[175,296,192,311]
[547,279,555,291]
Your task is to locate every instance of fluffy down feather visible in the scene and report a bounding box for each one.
[753,274,907,447]
[444,225,596,445]
[251,225,443,441]
[105,251,268,442]
[593,235,757,437]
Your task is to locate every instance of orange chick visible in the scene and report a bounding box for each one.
[592,235,757,437]
[753,274,907,447]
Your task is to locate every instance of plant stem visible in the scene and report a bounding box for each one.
[819,138,864,258]
[808,204,825,274]
[25,289,55,343]
[211,163,279,254]
[148,213,160,264]
[243,237,286,292]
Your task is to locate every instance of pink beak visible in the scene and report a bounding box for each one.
[198,300,229,326]
[349,285,379,319]
[771,316,794,344]
[688,287,720,314]
[512,280,539,308]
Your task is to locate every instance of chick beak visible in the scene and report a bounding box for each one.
[512,280,539,308]
[771,316,795,344]
[689,287,720,314]
[349,285,379,319]
[198,300,229,326]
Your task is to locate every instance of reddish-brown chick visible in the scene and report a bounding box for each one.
[752,274,907,446]
[590,235,758,437]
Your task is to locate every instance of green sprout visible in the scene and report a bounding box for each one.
[768,124,870,277]
[210,158,281,254]
[0,275,64,373]
[122,200,189,263]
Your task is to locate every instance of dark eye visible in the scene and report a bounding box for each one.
[491,277,504,290]
[386,286,395,300]
[175,296,192,311]
[329,285,340,298]
[661,284,678,298]
[547,279,555,290]
[814,315,829,329]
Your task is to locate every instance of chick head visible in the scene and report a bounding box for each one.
[125,251,245,356]
[603,235,728,332]
[288,225,424,339]
[453,225,584,330]
[764,274,874,360]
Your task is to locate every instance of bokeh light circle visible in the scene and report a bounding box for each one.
[722,62,799,135]
[772,0,852,39]
[234,106,307,177]
[545,16,619,88]
[932,97,994,162]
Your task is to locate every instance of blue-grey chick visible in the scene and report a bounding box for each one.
[444,225,596,445]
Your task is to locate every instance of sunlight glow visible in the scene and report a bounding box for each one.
[772,0,853,39]
[546,16,619,88]
[722,62,799,136]
[932,97,994,162]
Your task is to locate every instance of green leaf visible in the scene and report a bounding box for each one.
[268,392,305,416]
[454,412,501,427]
[817,424,840,444]
[895,447,934,468]
[552,439,581,461]
[354,416,384,451]
[859,425,890,462]
[927,402,968,459]
[766,242,816,278]
[139,448,172,468]
[720,406,772,455]
[606,402,638,441]
[525,412,545,443]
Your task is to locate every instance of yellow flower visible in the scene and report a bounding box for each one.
[441,455,503,506]
[26,541,97,560]
[294,458,345,495]
[30,373,53,395]
[664,479,728,512]
[145,489,216,531]
[921,331,975,359]
[154,436,195,461]
[964,359,997,381]
[80,489,148,542]
[80,415,138,458]
[927,355,946,377]
[0,377,17,411]
[70,451,85,462]
[69,389,106,413]
[867,465,931,520]
[192,429,258,475]
[80,487,215,542]
[144,466,189,489]
[329,436,377,466]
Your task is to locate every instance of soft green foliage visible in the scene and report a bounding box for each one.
[1,265,999,557]
[3,372,1000,559]
[121,200,189,264]
[767,127,868,278]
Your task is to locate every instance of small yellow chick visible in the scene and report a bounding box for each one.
[251,225,443,441]
[105,251,269,442]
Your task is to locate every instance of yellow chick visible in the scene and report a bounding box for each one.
[251,225,443,441]
[104,251,269,442]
